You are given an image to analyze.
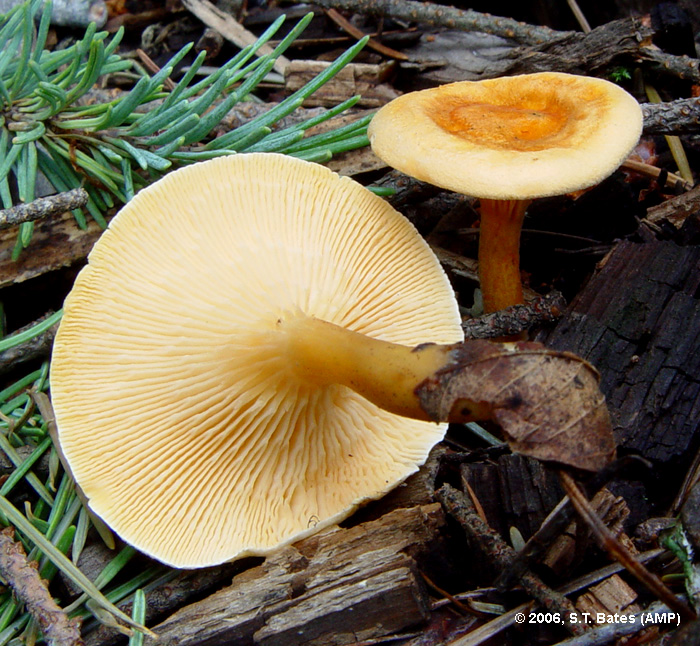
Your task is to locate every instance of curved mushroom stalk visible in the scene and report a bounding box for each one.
[282,314,616,472]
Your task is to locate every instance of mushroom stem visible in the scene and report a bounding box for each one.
[477,198,530,314]
[281,315,489,422]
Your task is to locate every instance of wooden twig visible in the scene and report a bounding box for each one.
[308,0,568,46]
[325,7,408,60]
[643,97,700,135]
[0,527,83,646]
[0,189,88,230]
[462,292,567,340]
[438,483,587,636]
[565,0,591,33]
[136,49,176,91]
[621,159,693,192]
[638,47,700,84]
[181,0,289,75]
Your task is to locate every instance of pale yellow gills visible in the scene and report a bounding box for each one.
[50,153,463,569]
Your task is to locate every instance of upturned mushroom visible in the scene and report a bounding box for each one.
[367,72,643,313]
[50,153,467,568]
[51,153,613,569]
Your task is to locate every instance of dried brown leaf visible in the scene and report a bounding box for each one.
[416,340,616,471]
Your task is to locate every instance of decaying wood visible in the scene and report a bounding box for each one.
[82,549,242,646]
[543,489,631,576]
[0,527,83,646]
[559,471,697,621]
[575,574,640,619]
[461,455,564,542]
[644,184,700,227]
[143,505,446,646]
[284,60,399,107]
[0,210,108,289]
[537,235,700,466]
[0,312,59,376]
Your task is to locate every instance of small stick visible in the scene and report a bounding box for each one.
[0,189,89,230]
[462,292,567,340]
[325,8,408,60]
[621,159,693,192]
[643,98,700,136]
[639,48,700,84]
[136,49,176,91]
[558,470,697,623]
[0,527,83,646]
[308,0,568,46]
[565,0,591,33]
[438,483,587,636]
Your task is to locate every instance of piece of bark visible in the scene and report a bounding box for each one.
[284,60,399,107]
[83,556,244,646]
[144,505,445,646]
[0,210,108,289]
[536,236,700,466]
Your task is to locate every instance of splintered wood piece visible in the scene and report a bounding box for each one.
[416,341,616,472]
[284,60,399,107]
[144,505,445,646]
[575,574,640,620]
[543,489,630,576]
[559,472,697,622]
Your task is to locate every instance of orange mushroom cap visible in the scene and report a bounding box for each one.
[368,72,643,200]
